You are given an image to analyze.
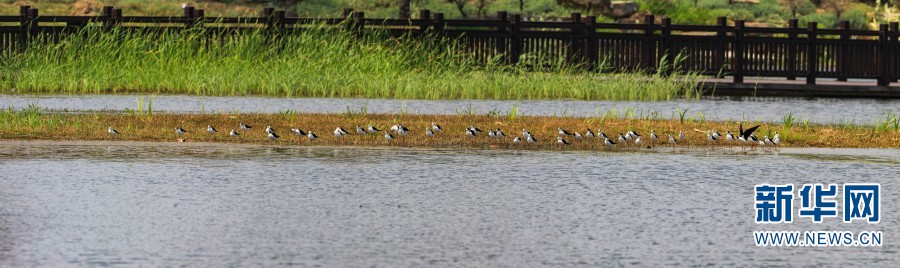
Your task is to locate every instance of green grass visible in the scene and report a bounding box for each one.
[0,25,703,101]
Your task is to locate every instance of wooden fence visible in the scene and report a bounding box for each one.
[2,6,900,86]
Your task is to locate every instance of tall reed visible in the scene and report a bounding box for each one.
[0,24,702,100]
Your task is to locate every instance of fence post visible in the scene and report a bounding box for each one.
[878,24,890,86]
[183,6,194,28]
[806,22,817,85]
[836,21,850,82]
[733,20,744,83]
[511,14,522,65]
[18,5,30,51]
[352,11,365,38]
[263,7,275,30]
[113,9,122,26]
[101,6,113,28]
[27,8,38,37]
[787,19,798,80]
[496,11,510,64]
[570,12,583,66]
[586,15,598,70]
[643,14,655,72]
[661,17,673,76]
[891,22,898,83]
[274,10,286,31]
[715,17,727,78]
[194,9,205,28]
[419,10,431,33]
[433,12,445,34]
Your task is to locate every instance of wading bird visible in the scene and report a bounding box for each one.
[513,136,522,143]
[649,130,658,143]
[425,127,434,137]
[432,123,443,133]
[108,127,120,135]
[240,123,252,131]
[268,131,279,141]
[207,125,217,134]
[585,128,595,138]
[604,137,616,147]
[265,126,275,134]
[558,127,574,137]
[384,132,394,141]
[175,127,187,136]
[367,124,381,133]
[334,127,348,138]
[230,129,239,137]
[307,131,318,141]
[557,137,570,145]
[356,125,366,135]
[291,128,306,136]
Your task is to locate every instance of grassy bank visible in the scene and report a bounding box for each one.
[2,106,897,149]
[0,26,702,101]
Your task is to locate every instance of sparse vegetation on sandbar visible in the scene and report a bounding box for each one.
[2,106,897,149]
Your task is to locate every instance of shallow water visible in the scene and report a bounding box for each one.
[0,142,897,266]
[2,94,898,124]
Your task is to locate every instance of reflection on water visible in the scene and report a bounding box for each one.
[2,94,898,123]
[0,143,898,266]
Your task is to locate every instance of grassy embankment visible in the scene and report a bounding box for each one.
[0,25,702,101]
[2,106,898,149]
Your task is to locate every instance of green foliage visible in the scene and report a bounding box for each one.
[0,24,702,101]
[801,12,839,28]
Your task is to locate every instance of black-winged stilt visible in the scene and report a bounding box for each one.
[574,132,584,140]
[108,127,120,135]
[175,127,187,136]
[558,127,573,136]
[291,128,306,136]
[307,131,318,141]
[356,125,366,135]
[265,126,274,134]
[268,131,279,140]
[207,125,218,134]
[495,129,505,139]
[425,127,434,137]
[513,136,521,143]
[649,130,658,142]
[585,128,595,138]
[334,127,348,138]
[240,123,252,131]
[432,123,443,133]
[367,124,381,133]
[230,129,239,137]
[678,131,686,141]
[557,137,570,145]
[604,137,616,147]
[384,131,394,141]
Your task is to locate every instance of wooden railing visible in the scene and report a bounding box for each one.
[1,6,899,86]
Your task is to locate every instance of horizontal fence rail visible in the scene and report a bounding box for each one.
[2,6,900,87]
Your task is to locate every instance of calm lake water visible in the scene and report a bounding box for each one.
[2,94,899,124]
[0,142,897,267]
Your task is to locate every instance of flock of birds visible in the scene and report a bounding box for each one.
[106,121,782,149]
